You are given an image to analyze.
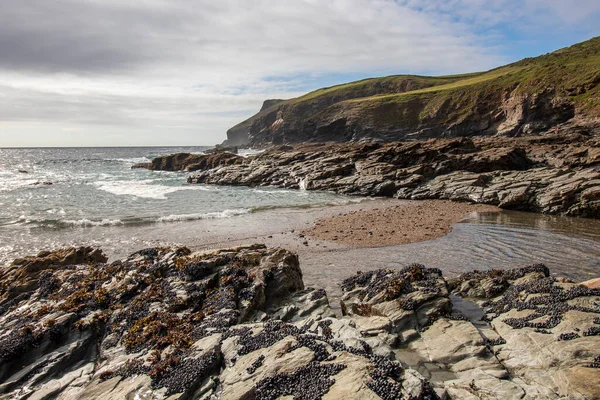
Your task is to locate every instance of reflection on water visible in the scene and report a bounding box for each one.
[302,210,600,302]
[466,210,600,241]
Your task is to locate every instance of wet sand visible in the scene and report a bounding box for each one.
[181,198,498,255]
[302,200,499,247]
[178,199,600,305]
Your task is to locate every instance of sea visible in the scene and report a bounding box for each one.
[0,147,350,264]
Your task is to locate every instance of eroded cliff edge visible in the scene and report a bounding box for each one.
[225,37,600,146]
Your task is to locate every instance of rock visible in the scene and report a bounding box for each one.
[581,278,600,289]
[186,134,600,218]
[448,265,600,398]
[131,162,152,169]
[133,152,243,172]
[340,265,450,334]
[203,144,239,155]
[0,246,107,305]
[1,246,598,399]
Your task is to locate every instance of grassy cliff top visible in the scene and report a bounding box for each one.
[313,37,600,109]
[228,37,600,143]
[287,36,598,109]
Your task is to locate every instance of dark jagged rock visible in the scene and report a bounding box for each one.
[187,133,600,218]
[203,144,239,155]
[132,151,243,172]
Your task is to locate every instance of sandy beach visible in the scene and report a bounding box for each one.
[302,200,499,247]
[181,198,499,256]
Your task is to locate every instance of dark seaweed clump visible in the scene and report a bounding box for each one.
[451,264,550,298]
[0,327,41,361]
[583,326,600,336]
[367,353,439,400]
[226,319,428,400]
[557,332,580,341]
[253,362,346,400]
[479,274,600,336]
[247,354,265,374]
[153,351,221,396]
[38,271,61,297]
[484,337,506,346]
[309,288,327,301]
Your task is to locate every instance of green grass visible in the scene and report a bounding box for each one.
[229,37,600,138]
[347,67,525,104]
[293,73,480,103]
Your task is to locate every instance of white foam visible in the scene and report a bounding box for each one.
[109,157,151,164]
[0,175,39,192]
[251,188,301,194]
[157,209,250,222]
[93,180,213,199]
[238,148,265,157]
[62,218,124,227]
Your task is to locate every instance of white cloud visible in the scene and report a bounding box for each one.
[0,0,598,146]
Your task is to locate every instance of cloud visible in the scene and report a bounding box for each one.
[0,0,598,145]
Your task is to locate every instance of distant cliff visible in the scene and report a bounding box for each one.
[225,37,600,146]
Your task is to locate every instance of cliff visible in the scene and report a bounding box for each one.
[225,37,600,146]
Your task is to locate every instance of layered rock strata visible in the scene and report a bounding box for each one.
[186,133,600,217]
[132,152,243,172]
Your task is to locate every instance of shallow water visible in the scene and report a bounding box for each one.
[300,210,600,302]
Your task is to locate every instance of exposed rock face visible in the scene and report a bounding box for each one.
[132,152,243,172]
[188,132,600,218]
[0,246,107,306]
[224,38,600,147]
[229,85,580,146]
[1,245,598,399]
[446,266,600,399]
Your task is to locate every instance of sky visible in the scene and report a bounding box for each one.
[0,0,599,147]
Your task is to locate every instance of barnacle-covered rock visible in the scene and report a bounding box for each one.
[0,247,598,399]
[449,265,600,398]
[340,265,450,334]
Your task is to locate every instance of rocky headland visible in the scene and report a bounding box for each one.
[132,152,242,172]
[157,130,599,218]
[0,245,598,399]
[224,38,600,147]
[134,37,600,219]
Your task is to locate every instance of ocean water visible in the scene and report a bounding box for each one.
[0,147,352,264]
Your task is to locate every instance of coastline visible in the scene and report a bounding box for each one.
[6,197,600,301]
[180,198,499,252]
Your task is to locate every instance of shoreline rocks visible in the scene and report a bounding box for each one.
[0,245,598,399]
[184,132,600,218]
[132,152,243,172]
